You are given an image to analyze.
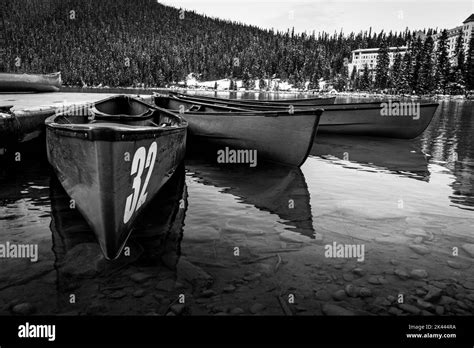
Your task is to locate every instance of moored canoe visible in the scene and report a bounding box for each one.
[154,94,323,167]
[169,94,439,139]
[46,95,187,259]
[171,91,336,106]
[0,72,62,93]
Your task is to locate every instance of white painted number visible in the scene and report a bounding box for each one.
[123,142,157,223]
[137,142,157,209]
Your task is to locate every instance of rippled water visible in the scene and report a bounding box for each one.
[0,93,473,316]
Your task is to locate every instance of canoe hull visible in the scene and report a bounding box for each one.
[183,112,320,167]
[320,104,439,139]
[169,94,438,139]
[0,107,59,146]
[46,124,186,259]
[0,72,62,93]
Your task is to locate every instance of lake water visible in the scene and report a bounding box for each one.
[0,92,473,316]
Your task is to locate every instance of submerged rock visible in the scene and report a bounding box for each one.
[409,245,431,255]
[332,290,346,301]
[322,304,355,316]
[314,289,331,301]
[424,286,442,302]
[12,303,35,315]
[177,258,213,289]
[394,269,409,280]
[359,287,373,298]
[133,289,145,298]
[59,243,104,278]
[230,307,245,315]
[399,304,421,315]
[352,268,365,277]
[156,279,175,292]
[345,284,358,298]
[223,285,236,293]
[404,228,428,238]
[250,303,266,314]
[130,272,153,283]
[200,289,217,298]
[410,269,428,279]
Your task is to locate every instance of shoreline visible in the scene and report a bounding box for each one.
[56,86,473,100]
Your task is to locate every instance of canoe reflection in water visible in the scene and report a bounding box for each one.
[311,134,430,181]
[185,159,315,239]
[49,164,187,297]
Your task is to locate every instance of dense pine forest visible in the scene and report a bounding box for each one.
[2,0,474,93]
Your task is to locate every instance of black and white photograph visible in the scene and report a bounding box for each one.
[0,0,473,345]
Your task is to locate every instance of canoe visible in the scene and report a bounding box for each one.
[0,72,62,92]
[171,91,335,108]
[154,94,323,167]
[46,95,187,259]
[169,94,439,139]
[0,104,59,148]
[171,91,336,106]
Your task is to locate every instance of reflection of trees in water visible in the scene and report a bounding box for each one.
[419,101,474,210]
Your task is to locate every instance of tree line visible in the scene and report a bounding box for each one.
[2,0,473,93]
[354,30,474,94]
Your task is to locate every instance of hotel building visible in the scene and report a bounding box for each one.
[432,14,474,62]
[347,46,407,75]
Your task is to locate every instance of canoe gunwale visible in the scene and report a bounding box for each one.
[183,108,324,117]
[159,95,325,117]
[46,120,187,142]
[172,91,335,104]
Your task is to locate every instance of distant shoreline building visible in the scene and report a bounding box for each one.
[347,46,407,76]
[433,14,474,61]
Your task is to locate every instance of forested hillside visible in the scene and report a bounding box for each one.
[2,0,473,92]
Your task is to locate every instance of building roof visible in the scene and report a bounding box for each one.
[463,14,474,23]
[352,46,407,53]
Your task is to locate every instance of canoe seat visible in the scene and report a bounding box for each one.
[189,105,202,112]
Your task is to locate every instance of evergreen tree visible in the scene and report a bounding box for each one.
[434,29,451,93]
[410,36,423,92]
[452,30,466,88]
[417,35,435,94]
[350,66,357,90]
[399,49,412,93]
[361,64,371,90]
[390,51,402,91]
[375,39,390,90]
[465,36,474,90]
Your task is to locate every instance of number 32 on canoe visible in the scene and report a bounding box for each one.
[123,142,157,223]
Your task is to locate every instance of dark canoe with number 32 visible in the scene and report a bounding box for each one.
[45,95,187,260]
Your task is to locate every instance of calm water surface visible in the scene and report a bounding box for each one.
[0,93,473,315]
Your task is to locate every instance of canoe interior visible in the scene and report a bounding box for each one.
[154,94,324,117]
[91,95,154,121]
